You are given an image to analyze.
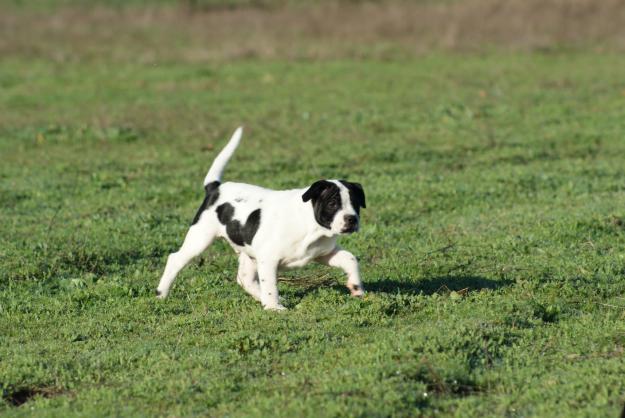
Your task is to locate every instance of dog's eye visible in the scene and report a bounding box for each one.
[328,200,339,209]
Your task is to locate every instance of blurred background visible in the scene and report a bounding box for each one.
[3,0,625,63]
[4,0,625,150]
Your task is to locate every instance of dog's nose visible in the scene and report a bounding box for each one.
[344,215,358,228]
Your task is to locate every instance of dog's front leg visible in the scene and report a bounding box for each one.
[256,259,285,311]
[236,252,261,301]
[317,247,364,296]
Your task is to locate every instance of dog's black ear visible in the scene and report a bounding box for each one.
[340,180,366,209]
[302,180,332,202]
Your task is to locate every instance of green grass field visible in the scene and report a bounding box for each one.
[2,2,625,417]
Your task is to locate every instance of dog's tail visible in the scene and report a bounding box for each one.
[203,126,243,185]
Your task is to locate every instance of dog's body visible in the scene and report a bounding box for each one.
[156,127,366,310]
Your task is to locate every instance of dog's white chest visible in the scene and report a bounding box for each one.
[278,235,337,269]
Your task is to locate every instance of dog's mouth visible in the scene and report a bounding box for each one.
[341,226,359,234]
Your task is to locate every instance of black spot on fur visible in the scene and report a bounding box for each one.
[216,203,261,246]
[191,181,220,225]
[216,202,234,224]
[155,289,161,296]
[302,180,342,229]
[339,180,366,215]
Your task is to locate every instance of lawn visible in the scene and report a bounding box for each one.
[1,3,625,417]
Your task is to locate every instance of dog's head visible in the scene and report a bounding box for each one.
[302,179,366,234]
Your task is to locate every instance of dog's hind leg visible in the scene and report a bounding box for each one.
[316,246,364,297]
[236,252,261,301]
[156,221,217,298]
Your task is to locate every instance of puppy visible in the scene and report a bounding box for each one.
[156,127,366,310]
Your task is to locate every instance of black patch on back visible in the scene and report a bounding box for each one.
[339,180,366,215]
[216,203,261,246]
[302,180,342,229]
[216,202,234,224]
[191,181,221,226]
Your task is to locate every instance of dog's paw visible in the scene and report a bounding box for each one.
[348,284,365,297]
[264,304,287,311]
[155,289,167,300]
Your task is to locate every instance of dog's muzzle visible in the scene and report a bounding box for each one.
[342,215,359,233]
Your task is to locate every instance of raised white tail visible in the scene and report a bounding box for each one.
[203,126,243,185]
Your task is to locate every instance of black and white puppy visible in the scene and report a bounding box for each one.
[156,127,366,310]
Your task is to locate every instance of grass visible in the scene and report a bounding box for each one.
[2,2,625,416]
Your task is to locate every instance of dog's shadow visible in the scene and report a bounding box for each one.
[281,274,512,299]
[365,275,513,296]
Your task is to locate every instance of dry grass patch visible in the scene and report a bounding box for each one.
[2,0,625,62]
